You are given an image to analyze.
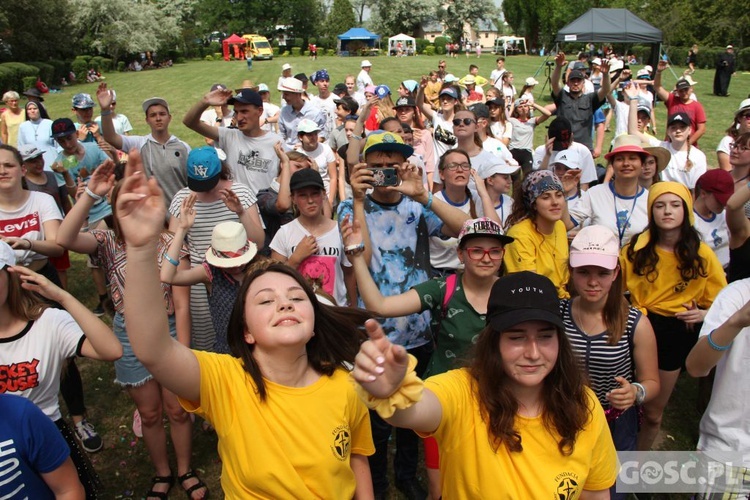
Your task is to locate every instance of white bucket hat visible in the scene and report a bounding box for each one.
[205,222,258,268]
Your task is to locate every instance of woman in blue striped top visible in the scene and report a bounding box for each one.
[562,225,659,464]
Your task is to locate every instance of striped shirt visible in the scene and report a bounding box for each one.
[560,299,641,408]
[169,183,257,351]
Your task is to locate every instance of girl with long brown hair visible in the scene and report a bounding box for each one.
[352,271,618,498]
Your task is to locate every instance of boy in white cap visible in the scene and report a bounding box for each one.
[356,60,374,95]
[296,119,337,206]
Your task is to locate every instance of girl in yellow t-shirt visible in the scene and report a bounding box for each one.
[114,151,376,499]
[352,271,618,499]
[504,170,571,298]
[621,182,726,451]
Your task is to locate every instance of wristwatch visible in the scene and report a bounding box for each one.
[632,382,646,405]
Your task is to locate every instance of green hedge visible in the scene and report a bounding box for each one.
[291,47,302,56]
[71,57,89,78]
[424,45,436,56]
[415,38,430,55]
[293,38,304,48]
[737,48,750,72]
[28,62,55,84]
[434,37,449,55]
[0,62,40,93]
[326,49,335,56]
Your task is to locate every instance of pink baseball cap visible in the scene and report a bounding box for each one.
[569,225,620,269]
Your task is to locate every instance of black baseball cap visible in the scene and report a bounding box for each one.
[568,69,586,81]
[469,103,490,119]
[290,168,325,191]
[487,272,564,333]
[51,118,76,139]
[667,113,691,127]
[332,83,348,96]
[227,89,263,107]
[548,117,573,141]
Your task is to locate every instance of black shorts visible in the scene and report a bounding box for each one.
[647,311,700,371]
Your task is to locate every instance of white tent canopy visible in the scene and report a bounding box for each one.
[387,33,416,56]
[493,36,527,55]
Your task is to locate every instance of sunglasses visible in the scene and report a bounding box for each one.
[465,247,504,261]
[452,118,475,126]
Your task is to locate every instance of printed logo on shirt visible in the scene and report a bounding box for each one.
[554,471,581,499]
[297,255,337,297]
[0,212,41,238]
[237,150,273,174]
[330,424,351,461]
[0,359,41,393]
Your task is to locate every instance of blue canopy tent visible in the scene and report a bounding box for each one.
[337,28,380,56]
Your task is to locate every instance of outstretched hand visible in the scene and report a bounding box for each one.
[340,214,364,248]
[351,319,410,398]
[115,149,166,248]
[178,193,197,230]
[88,159,116,197]
[96,82,113,109]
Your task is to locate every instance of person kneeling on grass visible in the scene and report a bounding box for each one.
[352,271,618,499]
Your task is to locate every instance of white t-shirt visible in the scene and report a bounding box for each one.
[431,113,456,160]
[490,69,506,88]
[310,94,337,138]
[0,192,62,266]
[0,308,84,420]
[698,280,750,466]
[612,100,630,138]
[717,135,733,156]
[429,191,482,271]
[95,113,133,135]
[356,70,373,93]
[269,219,350,306]
[217,128,282,197]
[494,194,514,229]
[490,121,513,143]
[199,108,234,128]
[568,182,650,247]
[694,209,729,268]
[482,137,517,165]
[532,142,598,185]
[660,141,708,189]
[260,102,281,133]
[301,143,336,197]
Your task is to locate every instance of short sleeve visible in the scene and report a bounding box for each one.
[503,224,537,273]
[697,245,728,310]
[169,189,189,218]
[420,371,474,454]
[178,350,239,430]
[46,308,86,359]
[120,134,146,153]
[347,384,375,456]
[411,277,445,315]
[22,398,70,473]
[233,183,257,207]
[700,283,745,337]
[569,188,593,226]
[120,116,133,134]
[35,192,63,222]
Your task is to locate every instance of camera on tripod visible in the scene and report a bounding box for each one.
[545,61,556,66]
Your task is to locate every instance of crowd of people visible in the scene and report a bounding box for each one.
[0,49,749,499]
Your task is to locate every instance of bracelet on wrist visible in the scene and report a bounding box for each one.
[344,243,365,256]
[423,191,433,210]
[707,329,733,351]
[23,238,32,250]
[632,382,646,405]
[84,187,103,202]
[100,109,112,117]
[163,254,180,266]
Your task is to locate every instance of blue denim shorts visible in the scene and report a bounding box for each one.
[113,312,176,387]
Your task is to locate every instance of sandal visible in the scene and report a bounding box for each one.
[179,469,209,499]
[145,472,175,500]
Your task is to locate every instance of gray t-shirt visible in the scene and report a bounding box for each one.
[120,134,190,203]
[508,117,537,151]
[217,128,281,197]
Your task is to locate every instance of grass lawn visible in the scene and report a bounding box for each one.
[49,55,749,498]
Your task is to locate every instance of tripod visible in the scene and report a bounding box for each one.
[533,43,558,99]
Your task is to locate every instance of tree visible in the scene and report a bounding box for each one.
[70,0,183,61]
[0,0,77,61]
[350,0,368,25]
[326,0,355,38]
[370,0,437,37]
[438,0,497,44]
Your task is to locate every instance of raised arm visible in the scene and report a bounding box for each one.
[182,88,235,143]
[417,77,434,120]
[352,319,442,433]
[340,215,422,317]
[95,83,123,150]
[653,60,671,103]
[470,169,502,225]
[117,151,201,402]
[57,160,116,254]
[160,194,208,286]
[595,60,612,103]
[550,52,566,98]
[221,188,266,250]
[532,102,552,125]
[391,163,470,237]
[725,181,750,249]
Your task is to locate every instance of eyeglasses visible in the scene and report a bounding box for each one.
[740,113,750,120]
[465,247,504,261]
[443,162,471,171]
[438,65,446,69]
[730,143,750,153]
[452,118,476,126]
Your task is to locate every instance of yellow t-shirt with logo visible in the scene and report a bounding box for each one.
[504,218,571,298]
[420,369,617,499]
[620,243,726,316]
[179,350,374,499]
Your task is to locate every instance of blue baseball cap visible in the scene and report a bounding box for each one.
[187,147,222,192]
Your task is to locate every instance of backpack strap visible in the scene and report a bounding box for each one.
[441,273,459,320]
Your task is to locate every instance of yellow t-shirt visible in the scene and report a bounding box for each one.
[421,369,617,499]
[620,243,727,316]
[1,109,25,147]
[179,351,374,499]
[504,218,571,298]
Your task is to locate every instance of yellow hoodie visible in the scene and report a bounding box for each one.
[620,182,726,316]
